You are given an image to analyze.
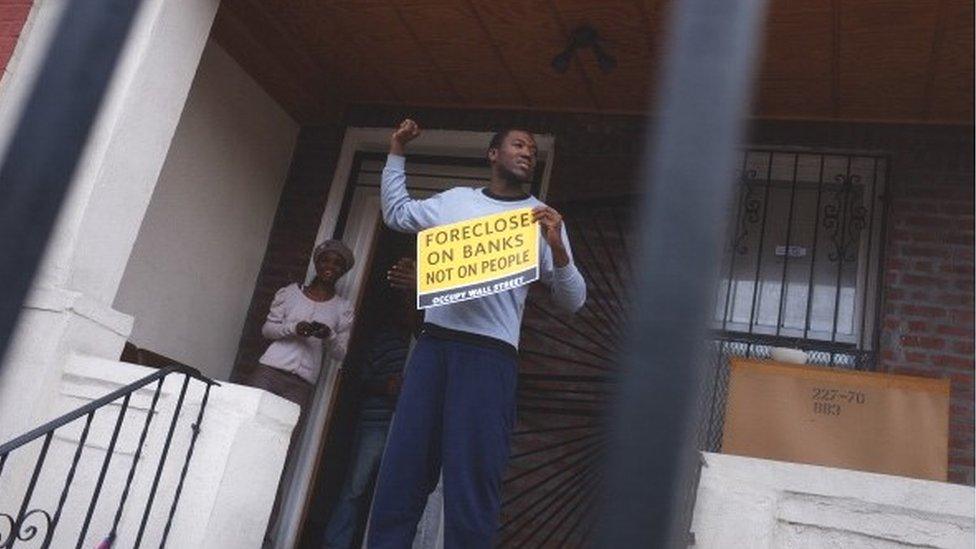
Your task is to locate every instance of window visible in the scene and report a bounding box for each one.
[714,150,887,368]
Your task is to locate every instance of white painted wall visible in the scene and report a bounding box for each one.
[114,39,298,381]
[693,452,975,548]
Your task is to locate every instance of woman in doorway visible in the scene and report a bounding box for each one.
[255,238,356,546]
[257,239,356,410]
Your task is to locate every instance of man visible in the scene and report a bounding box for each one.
[323,256,419,549]
[368,119,586,548]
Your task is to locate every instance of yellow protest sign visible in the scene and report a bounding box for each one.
[417,208,539,309]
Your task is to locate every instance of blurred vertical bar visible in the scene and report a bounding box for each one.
[0,0,143,368]
[598,1,768,547]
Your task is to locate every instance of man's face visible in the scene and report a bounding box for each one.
[315,251,348,284]
[489,130,537,183]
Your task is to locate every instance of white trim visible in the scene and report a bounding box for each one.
[275,126,556,548]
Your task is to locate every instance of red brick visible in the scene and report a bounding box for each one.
[942,202,974,215]
[908,290,931,301]
[908,231,940,243]
[935,292,975,307]
[902,274,942,287]
[937,324,972,337]
[946,234,976,246]
[950,453,975,468]
[901,304,946,318]
[0,6,31,24]
[900,335,945,350]
[950,340,975,355]
[949,309,975,326]
[948,469,974,485]
[901,245,947,259]
[904,350,929,364]
[940,263,974,275]
[907,320,930,333]
[885,288,906,301]
[935,354,974,371]
[886,258,908,270]
[888,229,912,243]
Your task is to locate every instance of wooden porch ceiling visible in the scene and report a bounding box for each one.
[214,0,974,126]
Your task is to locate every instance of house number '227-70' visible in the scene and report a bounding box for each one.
[811,387,866,416]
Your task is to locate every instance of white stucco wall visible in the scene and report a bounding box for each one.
[114,39,298,381]
[693,452,975,548]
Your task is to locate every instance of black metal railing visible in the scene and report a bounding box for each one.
[0,365,218,549]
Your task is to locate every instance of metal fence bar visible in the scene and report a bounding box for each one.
[746,153,774,335]
[7,432,53,549]
[803,155,827,340]
[774,154,801,335]
[108,378,165,541]
[0,0,144,369]
[43,412,94,549]
[133,375,190,548]
[721,154,752,331]
[858,157,880,354]
[598,1,769,548]
[159,382,213,548]
[76,395,132,549]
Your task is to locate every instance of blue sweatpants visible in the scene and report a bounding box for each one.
[366,334,518,549]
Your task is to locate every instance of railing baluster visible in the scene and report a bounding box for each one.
[44,412,95,549]
[133,375,189,548]
[7,432,53,549]
[107,378,165,542]
[76,394,131,549]
[158,381,212,548]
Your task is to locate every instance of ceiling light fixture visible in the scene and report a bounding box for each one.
[551,25,617,74]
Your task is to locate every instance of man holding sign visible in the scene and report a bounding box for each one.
[368,119,586,548]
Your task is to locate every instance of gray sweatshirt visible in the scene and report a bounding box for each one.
[382,154,586,348]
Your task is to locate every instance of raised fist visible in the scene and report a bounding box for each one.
[390,119,421,155]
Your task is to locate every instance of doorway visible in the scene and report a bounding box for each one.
[273,127,555,548]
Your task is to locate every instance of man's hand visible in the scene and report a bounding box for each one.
[390,119,421,156]
[532,206,570,267]
[387,257,417,291]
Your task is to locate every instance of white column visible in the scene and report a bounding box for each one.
[0,0,218,446]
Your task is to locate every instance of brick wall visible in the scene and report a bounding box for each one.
[882,159,974,484]
[232,105,974,485]
[0,1,31,77]
[752,120,975,485]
